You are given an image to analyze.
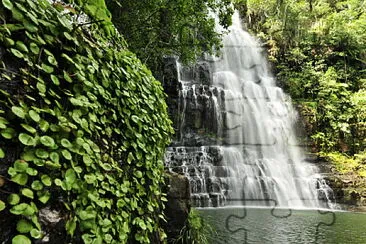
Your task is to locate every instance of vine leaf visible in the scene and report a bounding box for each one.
[10,48,24,58]
[40,136,55,147]
[7,194,20,205]
[16,219,33,233]
[0,148,4,158]
[12,106,26,119]
[19,133,36,146]
[0,200,5,211]
[2,0,13,10]
[12,235,31,244]
[29,110,40,122]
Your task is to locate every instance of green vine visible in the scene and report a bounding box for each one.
[0,0,173,243]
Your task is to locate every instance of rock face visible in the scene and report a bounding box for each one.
[162,57,236,208]
[163,172,191,242]
[162,57,222,146]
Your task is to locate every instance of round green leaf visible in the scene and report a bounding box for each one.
[16,219,33,233]
[1,127,16,139]
[40,136,55,147]
[0,117,8,129]
[61,138,72,148]
[0,148,4,158]
[41,63,54,73]
[36,82,46,94]
[29,42,40,54]
[4,37,14,47]
[12,235,31,244]
[65,169,76,185]
[14,160,29,172]
[37,191,50,204]
[54,178,62,186]
[41,175,52,186]
[10,48,24,59]
[30,228,42,239]
[0,200,5,211]
[22,150,36,161]
[10,203,35,216]
[61,149,72,160]
[134,170,143,178]
[33,159,44,167]
[29,110,40,122]
[23,19,38,33]
[101,163,112,171]
[44,160,61,169]
[31,180,43,191]
[50,152,59,163]
[39,120,49,132]
[57,15,72,30]
[83,155,92,166]
[21,188,34,199]
[63,71,72,83]
[2,0,13,10]
[26,167,38,176]
[18,133,36,146]
[50,75,59,85]
[11,106,26,118]
[7,194,20,205]
[47,55,58,66]
[84,174,96,184]
[11,173,28,186]
[20,124,36,134]
[15,41,28,53]
[35,149,49,159]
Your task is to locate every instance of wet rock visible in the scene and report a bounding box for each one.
[164,172,190,243]
[194,61,212,85]
[35,207,67,244]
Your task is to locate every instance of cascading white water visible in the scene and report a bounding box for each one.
[165,12,334,208]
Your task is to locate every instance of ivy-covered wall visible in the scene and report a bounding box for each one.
[0,0,173,243]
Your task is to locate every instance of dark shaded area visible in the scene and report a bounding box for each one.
[163,172,191,243]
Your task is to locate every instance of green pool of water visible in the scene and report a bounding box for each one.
[198,207,366,243]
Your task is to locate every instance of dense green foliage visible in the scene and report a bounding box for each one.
[0,0,172,243]
[240,0,365,155]
[174,209,215,244]
[64,0,115,36]
[106,0,234,72]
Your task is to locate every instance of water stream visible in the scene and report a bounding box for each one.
[165,12,334,209]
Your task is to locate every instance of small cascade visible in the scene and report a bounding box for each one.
[164,12,335,208]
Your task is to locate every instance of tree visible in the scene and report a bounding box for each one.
[106,0,234,73]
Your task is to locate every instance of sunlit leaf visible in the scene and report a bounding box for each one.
[12,235,31,244]
[2,0,13,10]
[40,136,55,147]
[16,219,33,233]
[0,200,5,211]
[19,133,36,146]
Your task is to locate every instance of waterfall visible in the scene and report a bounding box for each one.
[165,12,334,208]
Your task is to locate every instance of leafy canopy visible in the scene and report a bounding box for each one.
[106,0,234,72]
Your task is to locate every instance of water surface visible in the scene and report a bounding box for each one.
[199,207,366,243]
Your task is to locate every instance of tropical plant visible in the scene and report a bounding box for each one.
[0,0,173,243]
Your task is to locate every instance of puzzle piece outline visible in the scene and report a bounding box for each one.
[224,197,336,244]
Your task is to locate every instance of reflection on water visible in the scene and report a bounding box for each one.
[199,207,366,244]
